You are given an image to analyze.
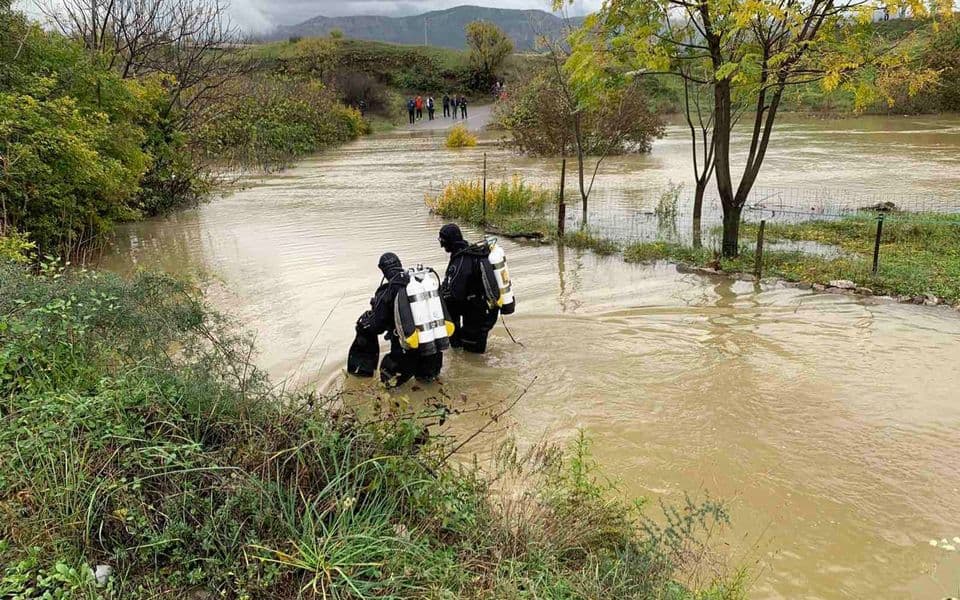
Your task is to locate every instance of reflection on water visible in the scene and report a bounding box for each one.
[99,116,960,599]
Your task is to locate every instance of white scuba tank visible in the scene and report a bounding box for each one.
[398,265,452,355]
[485,236,515,314]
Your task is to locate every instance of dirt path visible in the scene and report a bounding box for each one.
[403,102,495,132]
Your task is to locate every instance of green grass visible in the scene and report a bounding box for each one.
[739,214,960,301]
[623,214,960,304]
[0,262,744,599]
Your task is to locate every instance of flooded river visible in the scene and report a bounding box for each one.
[99,116,960,599]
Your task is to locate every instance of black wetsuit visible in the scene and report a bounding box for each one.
[350,257,442,385]
[441,231,498,354]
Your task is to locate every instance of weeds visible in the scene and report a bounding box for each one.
[0,262,743,598]
[445,125,479,149]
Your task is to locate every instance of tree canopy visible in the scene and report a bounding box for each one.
[465,20,513,83]
[561,0,943,255]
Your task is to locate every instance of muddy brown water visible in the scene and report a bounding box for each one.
[99,116,960,599]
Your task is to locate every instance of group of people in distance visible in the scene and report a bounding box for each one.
[406,94,468,124]
[347,224,515,387]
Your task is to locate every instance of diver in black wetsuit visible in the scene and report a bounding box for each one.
[438,224,499,354]
[347,252,442,385]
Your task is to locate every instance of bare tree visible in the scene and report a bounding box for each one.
[43,0,249,132]
[535,10,663,230]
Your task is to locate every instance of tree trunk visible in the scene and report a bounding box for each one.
[721,203,743,258]
[712,80,740,257]
[692,178,706,249]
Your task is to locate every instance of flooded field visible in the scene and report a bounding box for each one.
[99,116,960,599]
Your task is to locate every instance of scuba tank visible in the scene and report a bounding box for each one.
[468,237,517,314]
[485,236,515,315]
[394,265,455,356]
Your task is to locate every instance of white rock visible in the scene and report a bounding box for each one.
[944,545,956,551]
[953,537,960,544]
[828,279,856,290]
[93,565,113,586]
[930,539,939,546]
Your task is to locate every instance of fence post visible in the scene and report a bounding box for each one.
[482,152,487,224]
[754,220,766,281]
[872,213,885,275]
[558,158,566,238]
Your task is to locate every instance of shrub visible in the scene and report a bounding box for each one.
[497,69,664,157]
[426,176,551,222]
[199,77,367,171]
[446,124,478,149]
[0,230,35,263]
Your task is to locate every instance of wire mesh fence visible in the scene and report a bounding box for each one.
[427,154,960,300]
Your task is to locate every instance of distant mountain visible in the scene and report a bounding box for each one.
[264,5,581,50]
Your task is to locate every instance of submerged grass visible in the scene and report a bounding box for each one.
[426,176,552,225]
[426,177,620,256]
[0,262,743,599]
[430,177,960,303]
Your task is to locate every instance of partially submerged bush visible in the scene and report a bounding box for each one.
[0,263,742,598]
[446,124,479,149]
[425,175,552,223]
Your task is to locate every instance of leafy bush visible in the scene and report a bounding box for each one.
[0,230,35,263]
[0,14,160,256]
[446,124,479,148]
[199,77,367,171]
[0,263,743,599]
[497,69,664,157]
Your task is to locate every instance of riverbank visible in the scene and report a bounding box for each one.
[0,262,743,599]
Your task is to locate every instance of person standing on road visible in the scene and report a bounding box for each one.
[406,97,416,124]
[459,96,468,120]
[415,95,423,120]
[442,94,450,118]
[427,96,435,121]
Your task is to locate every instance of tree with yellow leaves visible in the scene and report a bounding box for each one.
[561,0,945,256]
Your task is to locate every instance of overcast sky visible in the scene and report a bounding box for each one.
[17,0,601,31]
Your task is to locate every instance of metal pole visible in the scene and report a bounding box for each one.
[754,219,766,281]
[872,213,885,275]
[558,158,567,238]
[482,153,487,223]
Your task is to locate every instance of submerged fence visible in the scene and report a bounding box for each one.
[428,155,960,300]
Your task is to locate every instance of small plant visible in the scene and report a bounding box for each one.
[445,124,478,149]
[0,230,35,263]
[655,182,683,221]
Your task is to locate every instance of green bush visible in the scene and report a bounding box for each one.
[200,77,367,171]
[0,14,159,256]
[0,263,743,599]
[0,230,35,263]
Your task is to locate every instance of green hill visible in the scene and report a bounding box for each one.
[265,5,582,51]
